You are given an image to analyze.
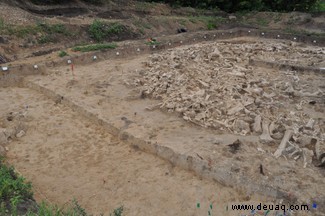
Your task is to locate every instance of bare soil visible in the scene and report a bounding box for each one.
[0,1,325,215]
[1,87,272,216]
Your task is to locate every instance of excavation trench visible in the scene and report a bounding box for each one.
[0,33,324,215]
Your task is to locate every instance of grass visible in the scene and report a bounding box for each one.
[132,18,153,35]
[188,16,226,29]
[0,18,5,31]
[72,43,117,52]
[145,40,161,46]
[38,35,55,44]
[178,18,187,26]
[37,23,70,35]
[110,206,123,216]
[256,18,270,27]
[135,1,154,12]
[89,20,125,42]
[58,51,68,57]
[273,13,282,23]
[0,157,33,215]
[0,19,73,44]
[284,27,325,37]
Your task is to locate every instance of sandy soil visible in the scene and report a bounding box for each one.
[0,87,276,216]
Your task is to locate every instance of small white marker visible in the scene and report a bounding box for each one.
[168,43,171,46]
[93,55,97,60]
[2,66,8,71]
[34,65,38,69]
[248,30,251,33]
[180,41,183,44]
[213,34,216,37]
[153,45,156,49]
[294,37,297,40]
[313,40,317,43]
[262,32,265,35]
[277,35,280,38]
[67,59,72,64]
[116,52,120,56]
[137,48,140,52]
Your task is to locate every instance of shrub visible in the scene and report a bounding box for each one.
[0,158,33,214]
[58,51,68,57]
[89,20,124,42]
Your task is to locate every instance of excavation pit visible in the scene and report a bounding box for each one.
[1,34,324,215]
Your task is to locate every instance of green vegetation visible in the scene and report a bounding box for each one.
[0,157,33,215]
[189,16,226,29]
[58,51,68,57]
[72,43,117,52]
[135,1,154,12]
[256,18,270,27]
[312,0,325,11]
[142,0,321,12]
[0,20,72,44]
[145,40,161,46]
[26,200,88,216]
[110,206,123,216]
[89,20,125,42]
[284,27,325,37]
[0,18,5,31]
[38,35,54,44]
[38,23,70,35]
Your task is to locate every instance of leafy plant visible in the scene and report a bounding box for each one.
[0,158,33,215]
[207,21,217,30]
[38,35,54,44]
[0,18,5,31]
[256,18,269,26]
[89,20,124,42]
[72,43,117,52]
[58,51,68,57]
[37,23,70,36]
[110,206,124,216]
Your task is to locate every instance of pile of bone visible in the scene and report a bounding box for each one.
[135,42,325,167]
[0,109,28,156]
[255,41,325,67]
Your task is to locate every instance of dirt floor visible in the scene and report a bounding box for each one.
[1,87,274,216]
[1,36,324,215]
[0,1,325,215]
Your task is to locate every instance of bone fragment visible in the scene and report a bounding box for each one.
[227,103,244,115]
[259,120,274,144]
[315,140,325,162]
[302,148,314,168]
[253,115,262,133]
[274,130,293,158]
[305,118,315,130]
